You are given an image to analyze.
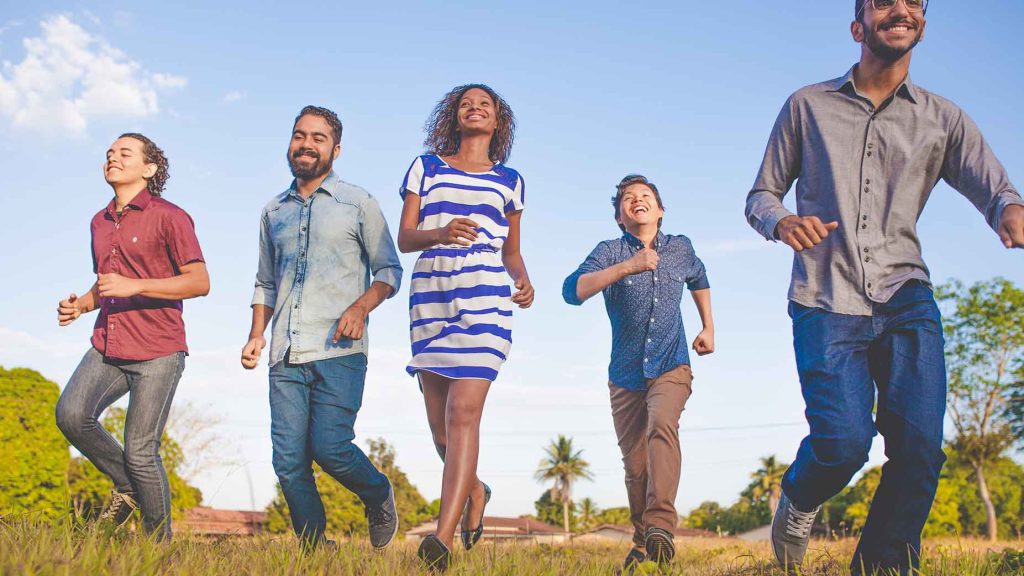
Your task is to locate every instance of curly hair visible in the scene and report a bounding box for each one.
[611,174,665,232]
[293,105,343,146]
[424,84,516,164]
[120,133,169,196]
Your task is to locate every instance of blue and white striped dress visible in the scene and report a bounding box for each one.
[401,154,526,382]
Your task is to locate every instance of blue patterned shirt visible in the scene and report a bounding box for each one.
[562,231,710,391]
[251,171,403,367]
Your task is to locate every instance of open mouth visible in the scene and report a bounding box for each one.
[465,113,486,121]
[880,21,916,32]
[631,205,650,217]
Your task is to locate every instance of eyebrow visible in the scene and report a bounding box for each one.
[293,129,330,139]
[106,147,136,155]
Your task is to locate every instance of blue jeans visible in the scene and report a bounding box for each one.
[269,352,388,544]
[56,347,185,541]
[783,281,947,575]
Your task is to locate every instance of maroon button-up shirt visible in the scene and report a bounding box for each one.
[90,190,205,361]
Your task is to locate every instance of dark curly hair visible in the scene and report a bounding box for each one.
[611,174,665,232]
[424,84,516,164]
[120,132,169,196]
[293,105,343,146]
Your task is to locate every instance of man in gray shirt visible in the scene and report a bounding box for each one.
[745,1,1024,574]
[240,106,403,551]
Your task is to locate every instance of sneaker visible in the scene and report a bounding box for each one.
[644,527,676,565]
[622,548,647,574]
[417,534,452,572]
[365,478,398,550]
[771,490,820,572]
[97,490,137,527]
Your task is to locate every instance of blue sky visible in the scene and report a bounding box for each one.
[1,1,1022,519]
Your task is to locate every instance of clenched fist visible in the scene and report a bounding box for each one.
[775,215,839,252]
[624,248,659,275]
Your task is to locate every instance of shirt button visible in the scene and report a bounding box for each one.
[647,338,652,343]
[862,215,868,221]
[862,224,867,230]
[864,247,869,253]
[867,143,874,149]
[868,282,873,288]
[866,151,873,157]
[865,256,872,262]
[653,276,658,282]
[650,318,655,323]
[865,179,871,185]
[654,298,658,303]
[644,358,649,363]
[864,187,870,193]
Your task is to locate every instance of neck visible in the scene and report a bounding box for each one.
[854,48,912,106]
[112,183,147,212]
[626,225,659,248]
[296,171,331,199]
[452,133,493,164]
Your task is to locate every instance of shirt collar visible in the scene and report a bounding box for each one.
[831,65,919,105]
[105,188,153,217]
[283,170,343,204]
[622,230,666,251]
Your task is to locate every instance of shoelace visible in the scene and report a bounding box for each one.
[99,492,136,520]
[784,504,818,539]
[366,502,393,524]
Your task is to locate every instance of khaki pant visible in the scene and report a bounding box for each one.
[609,364,692,549]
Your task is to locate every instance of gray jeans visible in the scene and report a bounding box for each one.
[56,347,185,541]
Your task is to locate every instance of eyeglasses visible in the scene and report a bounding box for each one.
[858,0,928,18]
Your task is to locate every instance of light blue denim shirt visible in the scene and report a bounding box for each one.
[252,171,403,367]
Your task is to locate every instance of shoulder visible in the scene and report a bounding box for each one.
[261,190,291,214]
[663,233,698,252]
[335,180,383,211]
[493,164,524,187]
[414,154,444,176]
[909,84,965,123]
[149,196,195,222]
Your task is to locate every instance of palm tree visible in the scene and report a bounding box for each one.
[578,497,600,531]
[749,455,787,515]
[535,435,593,532]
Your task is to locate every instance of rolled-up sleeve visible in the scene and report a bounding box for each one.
[562,242,612,306]
[251,210,277,308]
[359,196,403,296]
[942,108,1024,232]
[685,240,710,291]
[746,96,801,241]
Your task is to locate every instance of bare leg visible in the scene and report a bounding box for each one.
[421,372,490,549]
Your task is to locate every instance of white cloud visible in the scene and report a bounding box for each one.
[222,90,245,103]
[0,14,186,136]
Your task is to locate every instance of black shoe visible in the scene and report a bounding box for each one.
[365,479,398,550]
[622,548,647,574]
[417,534,452,572]
[97,491,137,527]
[460,482,491,550]
[644,527,676,565]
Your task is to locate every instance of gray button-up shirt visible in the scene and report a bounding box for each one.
[252,171,403,367]
[746,66,1023,316]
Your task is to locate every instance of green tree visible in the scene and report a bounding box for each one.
[937,278,1024,541]
[264,438,434,537]
[592,506,631,527]
[534,435,593,533]
[746,455,787,515]
[532,488,572,530]
[577,497,599,532]
[0,367,69,518]
[65,407,202,521]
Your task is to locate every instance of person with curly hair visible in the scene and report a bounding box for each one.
[55,133,210,541]
[397,84,533,570]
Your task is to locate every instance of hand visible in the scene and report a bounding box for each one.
[333,303,368,342]
[624,248,659,275]
[240,335,266,369]
[97,273,143,298]
[436,218,480,246]
[998,205,1024,248]
[58,293,81,326]
[511,276,534,309]
[692,328,715,356]
[775,215,839,252]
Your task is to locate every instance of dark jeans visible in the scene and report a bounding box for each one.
[56,347,185,541]
[782,281,947,575]
[269,352,388,544]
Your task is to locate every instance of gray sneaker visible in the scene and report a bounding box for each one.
[98,490,137,527]
[771,491,820,572]
[365,479,398,550]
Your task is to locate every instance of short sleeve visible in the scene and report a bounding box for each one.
[400,156,425,199]
[504,174,526,214]
[163,208,205,269]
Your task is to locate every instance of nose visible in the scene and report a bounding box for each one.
[890,0,911,17]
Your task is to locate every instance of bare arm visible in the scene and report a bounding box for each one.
[57,282,100,326]
[97,262,210,300]
[502,211,533,308]
[241,304,273,369]
[690,288,715,356]
[397,193,480,253]
[333,281,395,342]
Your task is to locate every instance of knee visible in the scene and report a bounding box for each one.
[55,400,90,439]
[812,431,873,471]
[446,401,483,431]
[124,439,161,472]
[646,412,680,440]
[273,450,312,487]
[311,438,358,473]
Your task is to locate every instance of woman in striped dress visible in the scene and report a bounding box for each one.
[397,84,533,570]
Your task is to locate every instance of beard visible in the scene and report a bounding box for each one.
[287,148,333,180]
[864,18,923,62]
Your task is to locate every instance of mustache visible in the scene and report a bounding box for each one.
[291,148,320,159]
[880,18,918,30]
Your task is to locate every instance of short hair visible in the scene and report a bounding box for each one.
[119,133,169,196]
[611,174,666,232]
[293,105,343,146]
[855,0,866,22]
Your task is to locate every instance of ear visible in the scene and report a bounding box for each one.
[332,143,341,162]
[142,162,158,179]
[851,20,865,43]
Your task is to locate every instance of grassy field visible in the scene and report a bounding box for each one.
[2,519,1023,575]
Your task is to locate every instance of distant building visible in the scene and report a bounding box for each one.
[406,516,569,544]
[574,524,721,544]
[181,507,265,536]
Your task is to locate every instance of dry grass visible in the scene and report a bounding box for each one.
[1,519,1022,575]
